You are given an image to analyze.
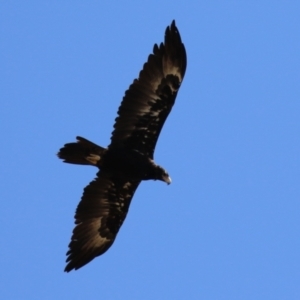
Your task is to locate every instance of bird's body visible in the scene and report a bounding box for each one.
[58,20,186,272]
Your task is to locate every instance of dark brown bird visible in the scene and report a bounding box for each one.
[57,20,186,272]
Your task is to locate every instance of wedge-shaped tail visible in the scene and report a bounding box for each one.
[57,136,106,166]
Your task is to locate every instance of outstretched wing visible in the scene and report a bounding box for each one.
[65,172,140,272]
[110,20,187,158]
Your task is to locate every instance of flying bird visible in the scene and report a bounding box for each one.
[57,20,187,272]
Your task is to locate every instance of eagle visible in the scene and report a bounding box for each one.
[57,20,187,272]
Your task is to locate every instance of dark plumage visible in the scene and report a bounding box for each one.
[57,20,187,272]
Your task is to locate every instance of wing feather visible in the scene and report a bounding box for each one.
[65,172,140,272]
[110,20,187,157]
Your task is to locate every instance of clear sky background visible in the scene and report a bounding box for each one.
[1,1,299,299]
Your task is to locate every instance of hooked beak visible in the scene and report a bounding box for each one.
[163,175,172,185]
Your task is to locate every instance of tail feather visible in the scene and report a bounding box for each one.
[57,136,106,166]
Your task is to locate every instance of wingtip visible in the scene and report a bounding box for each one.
[167,20,177,33]
[64,260,82,273]
[64,259,75,273]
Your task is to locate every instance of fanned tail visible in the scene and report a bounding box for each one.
[57,136,106,166]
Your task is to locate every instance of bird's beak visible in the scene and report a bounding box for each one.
[164,175,172,185]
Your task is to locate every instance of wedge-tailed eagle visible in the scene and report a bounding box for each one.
[57,20,186,272]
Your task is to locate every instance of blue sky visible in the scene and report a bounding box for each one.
[1,1,299,299]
